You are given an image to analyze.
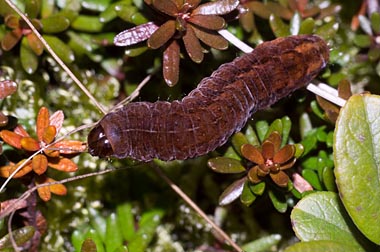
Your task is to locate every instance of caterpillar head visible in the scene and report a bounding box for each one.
[87,124,114,158]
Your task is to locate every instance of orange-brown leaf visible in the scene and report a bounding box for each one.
[42,125,56,144]
[0,80,17,99]
[37,186,51,201]
[20,137,40,152]
[0,160,32,178]
[49,110,64,133]
[48,157,78,172]
[49,182,67,196]
[0,130,23,149]
[32,154,48,175]
[51,140,87,154]
[36,107,50,142]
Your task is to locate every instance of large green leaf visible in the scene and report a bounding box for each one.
[285,240,363,252]
[334,94,380,244]
[290,192,366,251]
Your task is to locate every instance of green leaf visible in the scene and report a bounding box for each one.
[334,94,380,244]
[285,240,364,252]
[207,157,245,173]
[264,118,282,140]
[20,37,38,74]
[251,181,265,195]
[117,203,136,241]
[88,207,107,242]
[245,125,260,146]
[41,15,70,33]
[281,116,291,146]
[242,234,281,252]
[301,169,323,190]
[43,35,75,63]
[81,0,111,12]
[127,209,164,252]
[371,12,380,34]
[353,34,372,48]
[105,213,123,252]
[72,15,104,32]
[269,14,290,38]
[231,132,248,156]
[299,18,315,35]
[290,192,366,251]
[240,181,256,206]
[256,120,269,143]
[322,166,337,192]
[268,189,287,213]
[0,226,35,249]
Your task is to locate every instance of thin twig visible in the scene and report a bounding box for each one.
[218,29,347,108]
[152,164,244,252]
[4,0,107,115]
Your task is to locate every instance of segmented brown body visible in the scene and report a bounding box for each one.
[88,35,329,161]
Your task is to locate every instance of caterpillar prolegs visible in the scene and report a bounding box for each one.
[87,35,329,162]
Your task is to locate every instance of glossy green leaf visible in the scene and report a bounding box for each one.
[242,234,281,252]
[245,125,259,146]
[231,132,248,156]
[240,181,256,206]
[285,240,364,252]
[115,4,140,23]
[291,192,366,251]
[301,169,323,190]
[72,15,104,32]
[281,116,291,146]
[315,19,339,39]
[41,15,70,33]
[334,94,380,244]
[25,0,40,19]
[251,181,265,195]
[0,226,35,249]
[269,14,290,37]
[322,166,336,192]
[81,0,111,12]
[264,118,282,140]
[255,120,269,143]
[20,37,38,74]
[105,213,123,252]
[208,157,245,173]
[268,189,287,213]
[117,203,136,241]
[99,2,118,23]
[43,35,75,63]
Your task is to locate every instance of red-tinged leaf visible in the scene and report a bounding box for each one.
[27,33,43,55]
[42,125,56,144]
[192,0,239,15]
[32,154,48,175]
[273,145,295,164]
[0,80,17,99]
[20,137,40,152]
[241,144,264,164]
[51,140,86,154]
[248,166,262,184]
[114,22,159,46]
[163,40,180,86]
[1,29,23,51]
[183,25,203,63]
[0,130,23,149]
[49,110,64,133]
[292,173,313,193]
[188,15,225,30]
[0,112,8,127]
[187,0,201,8]
[13,125,30,137]
[247,1,272,19]
[219,177,246,205]
[0,160,33,178]
[147,20,176,49]
[36,107,50,142]
[191,25,228,50]
[5,15,19,29]
[270,171,289,187]
[0,198,28,219]
[44,149,60,158]
[48,157,78,172]
[152,0,178,16]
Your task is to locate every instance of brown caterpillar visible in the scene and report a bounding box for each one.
[88,35,329,162]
